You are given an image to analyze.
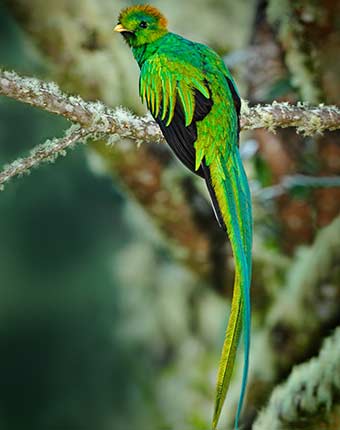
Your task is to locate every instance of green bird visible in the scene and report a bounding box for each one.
[114,5,252,429]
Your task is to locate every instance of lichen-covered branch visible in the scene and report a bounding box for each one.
[0,70,162,145]
[0,126,91,190]
[2,70,340,199]
[2,70,340,137]
[253,327,340,430]
[241,100,340,135]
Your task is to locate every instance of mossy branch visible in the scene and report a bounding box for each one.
[2,69,340,194]
[2,70,340,140]
[0,70,162,145]
[253,327,340,430]
[0,126,91,190]
[241,100,340,135]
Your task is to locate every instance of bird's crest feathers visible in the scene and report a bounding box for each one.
[116,4,168,47]
[118,4,167,29]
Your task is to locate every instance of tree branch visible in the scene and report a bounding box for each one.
[0,70,162,144]
[2,70,340,139]
[241,100,340,135]
[0,125,91,190]
[2,69,340,201]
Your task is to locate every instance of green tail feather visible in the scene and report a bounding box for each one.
[212,281,243,429]
[209,149,252,430]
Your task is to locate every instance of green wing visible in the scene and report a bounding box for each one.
[139,54,213,176]
[140,56,210,126]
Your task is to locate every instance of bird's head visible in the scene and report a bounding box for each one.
[114,4,168,47]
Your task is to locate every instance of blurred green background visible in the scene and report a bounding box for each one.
[0,1,339,430]
[0,6,162,430]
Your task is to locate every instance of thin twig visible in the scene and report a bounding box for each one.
[254,174,340,200]
[0,126,90,190]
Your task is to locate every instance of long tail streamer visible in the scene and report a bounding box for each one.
[208,148,252,430]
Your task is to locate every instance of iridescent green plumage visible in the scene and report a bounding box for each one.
[115,5,252,429]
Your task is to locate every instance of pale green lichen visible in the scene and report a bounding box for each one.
[240,98,250,116]
[297,113,322,135]
[253,327,340,430]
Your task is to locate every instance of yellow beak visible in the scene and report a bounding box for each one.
[114,24,129,33]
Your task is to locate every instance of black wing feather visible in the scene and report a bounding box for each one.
[154,77,240,231]
[225,76,241,140]
[201,163,227,231]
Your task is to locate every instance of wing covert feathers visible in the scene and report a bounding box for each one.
[140,59,210,128]
[141,58,213,175]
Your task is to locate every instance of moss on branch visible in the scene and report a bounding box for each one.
[241,216,340,426]
[253,327,340,430]
[2,70,340,138]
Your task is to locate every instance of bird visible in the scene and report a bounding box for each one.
[114,5,252,429]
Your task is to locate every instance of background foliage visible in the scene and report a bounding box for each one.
[0,1,339,429]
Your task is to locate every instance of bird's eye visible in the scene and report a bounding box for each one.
[139,21,148,28]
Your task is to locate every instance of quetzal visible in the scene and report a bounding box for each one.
[114,5,252,429]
